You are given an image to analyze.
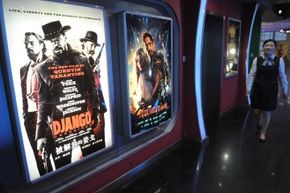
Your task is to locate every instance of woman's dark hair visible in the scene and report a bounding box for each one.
[263,39,276,47]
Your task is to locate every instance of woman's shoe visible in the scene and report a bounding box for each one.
[258,138,266,144]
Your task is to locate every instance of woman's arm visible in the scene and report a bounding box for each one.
[278,57,289,97]
[246,57,258,94]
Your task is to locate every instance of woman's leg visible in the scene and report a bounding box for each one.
[253,108,262,128]
[259,111,272,140]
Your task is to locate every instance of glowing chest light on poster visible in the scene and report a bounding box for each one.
[1,0,112,182]
[125,13,172,136]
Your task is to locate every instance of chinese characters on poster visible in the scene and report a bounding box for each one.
[2,0,112,181]
[126,13,172,135]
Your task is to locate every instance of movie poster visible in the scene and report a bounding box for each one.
[225,18,241,78]
[1,0,112,181]
[276,40,289,58]
[126,13,172,136]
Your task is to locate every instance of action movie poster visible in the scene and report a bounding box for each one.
[126,13,172,136]
[1,0,112,181]
[225,18,241,78]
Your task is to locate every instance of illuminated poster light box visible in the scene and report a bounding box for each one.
[0,0,113,182]
[225,18,241,78]
[121,12,173,137]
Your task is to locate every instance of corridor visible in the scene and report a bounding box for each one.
[112,70,290,193]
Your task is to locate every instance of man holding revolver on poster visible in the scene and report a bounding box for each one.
[21,32,52,175]
[34,21,102,169]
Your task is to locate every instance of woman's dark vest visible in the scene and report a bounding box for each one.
[255,56,279,91]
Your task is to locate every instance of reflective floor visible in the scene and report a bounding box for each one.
[111,94,290,193]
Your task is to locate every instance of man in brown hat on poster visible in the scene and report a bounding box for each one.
[80,31,107,138]
[34,21,103,169]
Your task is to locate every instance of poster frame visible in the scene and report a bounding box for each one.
[225,17,241,78]
[118,11,173,138]
[0,0,114,183]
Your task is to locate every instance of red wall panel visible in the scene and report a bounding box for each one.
[207,0,242,114]
[207,0,241,19]
[220,78,238,112]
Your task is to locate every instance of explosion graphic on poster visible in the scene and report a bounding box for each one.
[126,13,172,135]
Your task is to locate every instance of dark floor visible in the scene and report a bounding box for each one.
[110,96,290,193]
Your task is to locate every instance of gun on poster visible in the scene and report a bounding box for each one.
[93,43,105,73]
[41,146,48,174]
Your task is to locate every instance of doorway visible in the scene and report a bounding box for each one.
[202,14,223,127]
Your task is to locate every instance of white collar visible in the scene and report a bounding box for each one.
[263,54,275,61]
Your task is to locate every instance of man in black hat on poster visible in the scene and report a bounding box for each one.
[34,21,103,169]
[80,31,100,67]
[80,31,107,139]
